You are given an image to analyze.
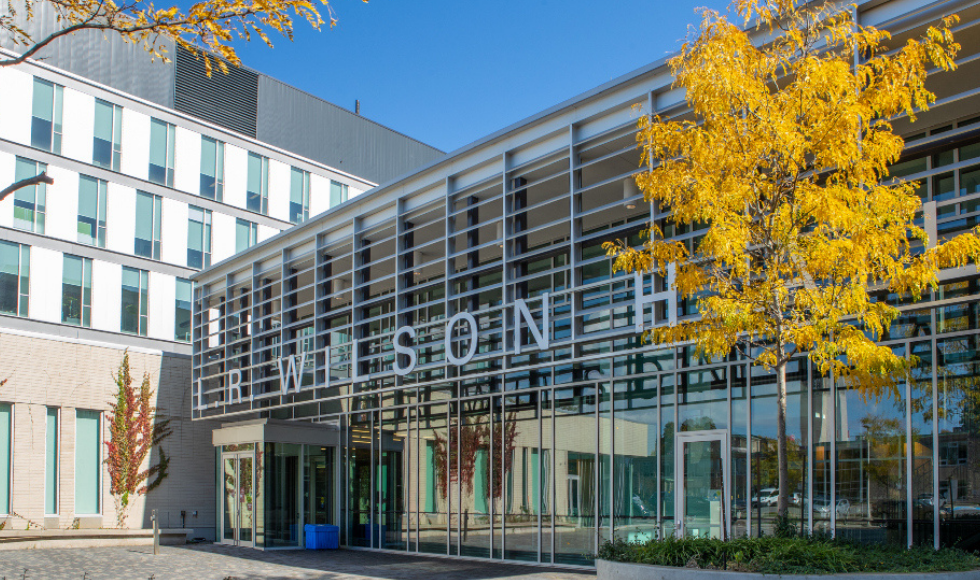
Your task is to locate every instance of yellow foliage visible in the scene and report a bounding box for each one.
[604,0,978,395]
[0,0,369,73]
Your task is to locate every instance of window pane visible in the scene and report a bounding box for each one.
[0,241,20,315]
[14,158,40,232]
[75,410,100,514]
[31,78,54,151]
[134,192,159,259]
[0,403,10,514]
[149,118,168,185]
[62,255,84,325]
[175,278,192,342]
[46,408,58,514]
[93,100,115,169]
[77,176,100,245]
[121,267,142,334]
[247,153,266,213]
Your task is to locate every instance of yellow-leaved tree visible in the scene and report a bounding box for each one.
[604,0,980,521]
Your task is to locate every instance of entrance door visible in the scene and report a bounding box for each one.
[675,430,729,539]
[222,451,255,547]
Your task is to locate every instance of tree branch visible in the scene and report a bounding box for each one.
[0,172,54,202]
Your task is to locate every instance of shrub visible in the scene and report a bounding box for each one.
[597,536,980,574]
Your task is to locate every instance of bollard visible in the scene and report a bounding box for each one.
[151,509,159,555]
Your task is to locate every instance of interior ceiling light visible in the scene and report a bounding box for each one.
[624,177,639,210]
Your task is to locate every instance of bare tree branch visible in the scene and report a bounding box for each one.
[0,172,53,202]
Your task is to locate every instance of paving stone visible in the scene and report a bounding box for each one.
[0,544,596,580]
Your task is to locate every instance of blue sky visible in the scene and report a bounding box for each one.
[231,1,730,153]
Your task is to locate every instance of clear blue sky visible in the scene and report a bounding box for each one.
[231,0,730,153]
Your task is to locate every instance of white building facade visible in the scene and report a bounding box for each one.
[0,39,439,536]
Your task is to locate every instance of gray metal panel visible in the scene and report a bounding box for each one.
[0,1,175,106]
[174,47,257,137]
[256,76,443,184]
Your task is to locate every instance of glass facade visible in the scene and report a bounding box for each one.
[0,403,10,515]
[135,191,162,260]
[188,206,212,269]
[247,153,269,215]
[46,407,58,515]
[201,137,225,201]
[290,167,311,224]
[194,85,980,563]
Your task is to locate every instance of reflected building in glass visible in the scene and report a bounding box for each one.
[192,0,980,564]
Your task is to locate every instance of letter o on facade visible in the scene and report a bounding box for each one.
[445,312,479,366]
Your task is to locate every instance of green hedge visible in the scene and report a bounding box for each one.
[597,536,980,574]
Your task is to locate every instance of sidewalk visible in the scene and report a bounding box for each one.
[0,543,596,580]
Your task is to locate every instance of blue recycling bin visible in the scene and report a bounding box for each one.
[304,524,339,549]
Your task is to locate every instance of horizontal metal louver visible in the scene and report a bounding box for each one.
[174,47,258,137]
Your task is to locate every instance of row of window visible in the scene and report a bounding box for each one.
[13,156,259,267]
[0,241,193,342]
[29,77,351,224]
[0,404,101,516]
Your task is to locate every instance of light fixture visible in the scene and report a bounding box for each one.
[624,177,640,210]
[413,250,424,277]
[496,222,504,248]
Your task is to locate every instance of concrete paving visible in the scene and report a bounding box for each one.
[0,543,596,580]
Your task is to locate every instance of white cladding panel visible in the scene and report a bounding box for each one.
[61,88,95,163]
[0,67,32,146]
[0,152,14,228]
[211,212,236,263]
[45,167,78,242]
[120,109,151,180]
[148,271,175,341]
[28,246,62,323]
[223,144,248,210]
[267,159,290,222]
[173,127,201,195]
[106,183,136,255]
[257,224,279,244]
[349,185,366,201]
[309,173,330,218]
[161,197,188,266]
[92,259,122,332]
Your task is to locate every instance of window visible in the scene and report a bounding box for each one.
[62,255,92,327]
[93,99,122,171]
[330,180,349,207]
[13,157,47,233]
[246,153,269,214]
[148,118,175,187]
[289,167,311,224]
[75,410,100,514]
[187,206,212,269]
[31,77,63,154]
[45,407,58,515]
[175,278,192,342]
[236,218,257,253]
[0,241,30,317]
[77,175,107,247]
[121,267,148,336]
[200,137,224,201]
[0,403,10,515]
[134,191,162,260]
[940,440,969,466]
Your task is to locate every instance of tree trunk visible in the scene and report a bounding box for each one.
[775,360,789,520]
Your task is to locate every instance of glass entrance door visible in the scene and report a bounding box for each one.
[222,451,255,546]
[676,430,729,539]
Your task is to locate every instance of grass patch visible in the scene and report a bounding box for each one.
[597,535,980,574]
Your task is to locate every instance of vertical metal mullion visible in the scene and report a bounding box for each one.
[550,387,556,560]
[830,367,837,538]
[931,335,939,550]
[807,361,814,535]
[746,361,752,537]
[656,375,662,536]
[456,402,461,556]
[905,345,913,548]
[502,394,507,559]
[608,380,615,545]
[369,411,376,549]
[568,125,579,344]
[594,384,600,553]
[537,392,542,563]
[490,394,495,558]
[446,404,451,555]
